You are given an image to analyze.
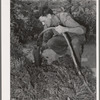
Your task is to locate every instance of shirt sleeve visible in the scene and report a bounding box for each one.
[59,12,80,27]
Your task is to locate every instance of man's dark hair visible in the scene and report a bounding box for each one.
[40,6,53,16]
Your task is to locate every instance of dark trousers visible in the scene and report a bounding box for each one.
[46,34,86,63]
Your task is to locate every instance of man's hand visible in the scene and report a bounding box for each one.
[55,25,68,34]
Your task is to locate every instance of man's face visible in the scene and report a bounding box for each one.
[39,14,52,27]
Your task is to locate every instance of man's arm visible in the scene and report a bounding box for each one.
[61,25,86,34]
[55,25,86,35]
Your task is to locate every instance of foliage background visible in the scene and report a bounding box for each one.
[11,0,96,100]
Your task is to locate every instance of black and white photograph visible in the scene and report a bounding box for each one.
[9,0,98,100]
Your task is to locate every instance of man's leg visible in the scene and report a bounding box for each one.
[47,35,68,55]
[71,36,84,64]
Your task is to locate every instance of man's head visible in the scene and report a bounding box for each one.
[39,6,53,27]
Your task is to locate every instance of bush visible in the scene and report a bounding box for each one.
[70,1,96,36]
[11,0,43,44]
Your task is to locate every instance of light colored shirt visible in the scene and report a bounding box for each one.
[43,12,86,42]
[51,12,80,27]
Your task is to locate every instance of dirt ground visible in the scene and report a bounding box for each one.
[19,35,96,100]
[22,35,96,77]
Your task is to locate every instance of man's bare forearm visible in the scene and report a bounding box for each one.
[64,26,86,35]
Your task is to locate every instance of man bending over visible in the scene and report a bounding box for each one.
[39,6,86,65]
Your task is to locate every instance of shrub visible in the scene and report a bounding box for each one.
[11,0,43,44]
